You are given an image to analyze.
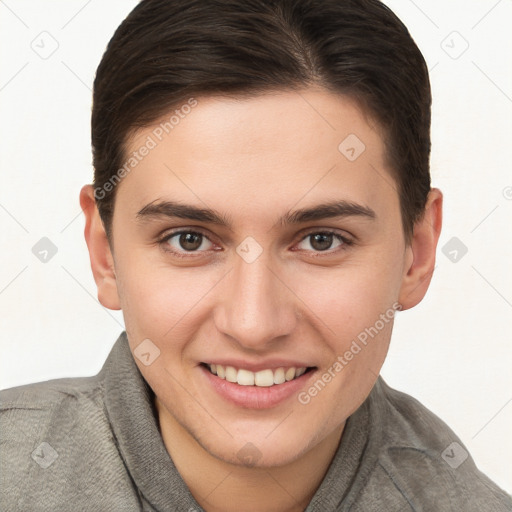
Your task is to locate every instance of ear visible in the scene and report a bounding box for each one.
[398,188,443,310]
[79,185,121,310]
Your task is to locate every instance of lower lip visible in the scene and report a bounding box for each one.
[200,365,316,409]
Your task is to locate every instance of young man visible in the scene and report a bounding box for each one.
[1,0,511,510]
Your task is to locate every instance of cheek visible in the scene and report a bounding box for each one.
[293,254,402,343]
[294,267,400,422]
[115,252,221,343]
[114,249,178,340]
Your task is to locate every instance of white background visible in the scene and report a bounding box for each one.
[1,0,511,495]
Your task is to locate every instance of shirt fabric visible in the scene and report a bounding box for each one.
[1,331,511,511]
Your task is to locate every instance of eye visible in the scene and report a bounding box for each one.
[158,228,353,259]
[295,231,352,254]
[160,230,215,256]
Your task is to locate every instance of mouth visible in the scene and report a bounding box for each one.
[201,363,316,387]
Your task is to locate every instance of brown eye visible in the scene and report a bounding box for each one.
[309,233,335,251]
[161,230,214,255]
[179,232,203,251]
[295,231,352,254]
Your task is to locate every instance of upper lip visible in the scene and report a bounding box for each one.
[201,359,315,372]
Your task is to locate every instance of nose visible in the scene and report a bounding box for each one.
[214,248,298,351]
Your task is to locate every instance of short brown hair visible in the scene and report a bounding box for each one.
[92,0,431,242]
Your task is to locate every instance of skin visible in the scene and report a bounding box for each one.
[80,87,442,512]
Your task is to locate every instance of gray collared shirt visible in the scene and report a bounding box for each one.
[1,331,511,511]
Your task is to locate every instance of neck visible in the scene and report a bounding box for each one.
[155,397,345,512]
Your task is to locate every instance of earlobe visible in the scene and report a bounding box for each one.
[398,188,443,310]
[79,185,121,311]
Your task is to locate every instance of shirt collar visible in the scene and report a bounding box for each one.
[100,331,376,511]
[101,331,200,510]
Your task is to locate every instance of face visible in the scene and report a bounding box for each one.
[98,88,418,467]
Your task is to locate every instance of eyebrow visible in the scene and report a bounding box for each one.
[136,199,376,229]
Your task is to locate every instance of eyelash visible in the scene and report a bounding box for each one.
[157,228,354,259]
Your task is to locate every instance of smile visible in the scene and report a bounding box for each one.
[200,362,317,409]
[203,363,312,387]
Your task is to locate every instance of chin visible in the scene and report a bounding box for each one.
[196,425,321,469]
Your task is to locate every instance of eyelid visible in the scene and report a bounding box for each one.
[297,226,354,241]
[157,226,355,257]
[159,226,212,239]
[292,228,354,255]
[158,227,219,256]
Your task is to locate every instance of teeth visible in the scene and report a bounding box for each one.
[207,364,308,387]
[237,369,255,386]
[254,369,274,387]
[225,366,237,383]
[296,367,306,377]
[285,367,296,381]
[273,367,285,385]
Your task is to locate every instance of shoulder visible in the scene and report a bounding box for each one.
[1,373,104,408]
[0,374,106,443]
[356,378,512,511]
[0,374,140,511]
[0,373,105,436]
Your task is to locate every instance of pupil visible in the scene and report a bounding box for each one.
[311,233,332,251]
[180,233,202,251]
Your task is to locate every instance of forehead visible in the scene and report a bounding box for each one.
[115,88,398,228]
